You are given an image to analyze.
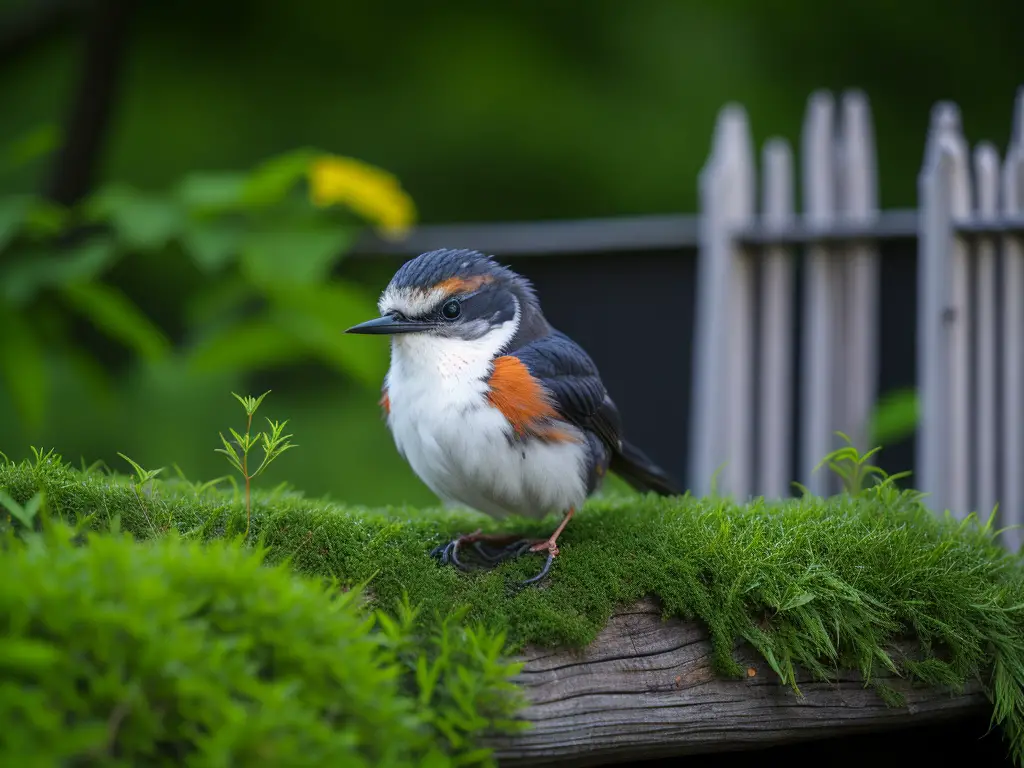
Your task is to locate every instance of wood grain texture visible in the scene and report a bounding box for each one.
[487,597,988,767]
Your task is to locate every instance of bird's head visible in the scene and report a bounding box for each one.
[345,249,546,349]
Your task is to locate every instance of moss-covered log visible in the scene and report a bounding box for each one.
[1,454,1022,765]
[488,597,988,766]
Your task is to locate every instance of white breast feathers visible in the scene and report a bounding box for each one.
[382,321,589,520]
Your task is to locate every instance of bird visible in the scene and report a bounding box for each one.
[345,248,682,585]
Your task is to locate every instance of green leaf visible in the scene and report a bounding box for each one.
[181,218,245,272]
[21,198,69,238]
[83,183,182,251]
[183,276,255,334]
[60,281,171,361]
[240,225,355,286]
[184,317,308,375]
[0,304,48,435]
[0,123,61,175]
[869,388,919,445]
[267,280,389,387]
[0,237,119,306]
[779,591,816,611]
[241,148,318,208]
[176,172,247,215]
[0,194,32,252]
[0,638,60,672]
[116,452,164,486]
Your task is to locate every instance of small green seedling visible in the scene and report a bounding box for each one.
[808,431,911,497]
[29,446,58,469]
[117,452,165,489]
[117,452,165,536]
[215,390,296,538]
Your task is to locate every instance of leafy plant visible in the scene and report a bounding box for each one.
[215,390,296,537]
[376,593,528,758]
[0,132,414,441]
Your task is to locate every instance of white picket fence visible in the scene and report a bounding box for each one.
[688,86,1024,552]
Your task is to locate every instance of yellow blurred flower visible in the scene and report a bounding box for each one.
[307,155,416,240]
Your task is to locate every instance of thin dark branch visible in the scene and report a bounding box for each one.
[44,0,136,207]
[0,0,84,67]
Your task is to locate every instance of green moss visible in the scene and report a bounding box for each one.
[3,452,1024,764]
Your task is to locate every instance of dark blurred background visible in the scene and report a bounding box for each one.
[1,0,1022,507]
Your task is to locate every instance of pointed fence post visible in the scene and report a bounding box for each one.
[758,138,796,499]
[799,91,841,496]
[917,102,973,519]
[689,105,757,499]
[1002,87,1024,553]
[972,142,1000,522]
[836,90,880,455]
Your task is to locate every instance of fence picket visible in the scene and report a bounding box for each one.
[800,91,840,496]
[836,90,880,455]
[973,142,1000,521]
[917,102,973,518]
[689,105,757,499]
[1002,88,1024,553]
[758,138,796,498]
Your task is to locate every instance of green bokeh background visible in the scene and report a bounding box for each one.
[1,0,1022,507]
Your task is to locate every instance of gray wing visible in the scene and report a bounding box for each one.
[512,331,624,453]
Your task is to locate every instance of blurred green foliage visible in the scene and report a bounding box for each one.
[869,388,919,447]
[0,507,525,765]
[5,0,1022,218]
[0,0,1021,503]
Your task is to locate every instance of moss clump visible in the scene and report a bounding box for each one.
[0,512,524,766]
[2,452,1024,764]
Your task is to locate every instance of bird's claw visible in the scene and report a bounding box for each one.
[429,532,558,585]
[428,537,476,571]
[520,550,556,585]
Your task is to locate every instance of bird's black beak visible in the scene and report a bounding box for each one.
[344,314,426,335]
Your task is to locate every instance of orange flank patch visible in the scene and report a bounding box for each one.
[379,389,390,416]
[486,356,579,443]
[435,274,493,296]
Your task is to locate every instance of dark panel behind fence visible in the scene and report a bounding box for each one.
[346,237,920,498]
[876,238,919,481]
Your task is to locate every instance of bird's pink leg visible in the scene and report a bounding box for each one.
[529,507,576,557]
[510,507,575,585]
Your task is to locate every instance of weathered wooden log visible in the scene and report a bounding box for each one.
[488,597,988,767]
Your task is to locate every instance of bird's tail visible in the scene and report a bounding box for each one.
[610,440,683,497]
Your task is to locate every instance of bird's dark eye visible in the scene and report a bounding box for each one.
[441,298,461,320]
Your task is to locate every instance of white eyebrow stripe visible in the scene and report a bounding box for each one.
[378,285,448,317]
[378,275,494,318]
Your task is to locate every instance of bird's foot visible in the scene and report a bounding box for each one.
[432,507,574,586]
[520,537,559,585]
[429,529,527,572]
[430,530,558,584]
